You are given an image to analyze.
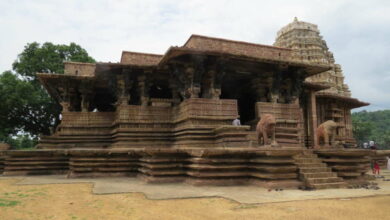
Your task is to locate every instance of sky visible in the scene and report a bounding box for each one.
[0,0,389,111]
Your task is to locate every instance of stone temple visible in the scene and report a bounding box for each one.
[0,18,377,189]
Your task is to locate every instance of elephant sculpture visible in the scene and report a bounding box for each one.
[316,120,338,147]
[256,114,278,146]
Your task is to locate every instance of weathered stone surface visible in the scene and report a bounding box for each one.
[0,143,11,150]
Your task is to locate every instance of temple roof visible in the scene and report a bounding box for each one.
[303,81,331,91]
[117,34,331,76]
[120,51,162,66]
[316,92,369,108]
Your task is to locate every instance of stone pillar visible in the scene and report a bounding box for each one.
[79,84,92,112]
[81,93,89,112]
[169,78,181,105]
[184,67,200,98]
[115,73,131,107]
[138,75,150,106]
[308,91,318,147]
[60,101,70,113]
[202,70,221,100]
[269,75,279,103]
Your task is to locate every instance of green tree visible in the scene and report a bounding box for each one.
[0,42,95,148]
[352,110,390,149]
[352,117,373,145]
[13,42,95,82]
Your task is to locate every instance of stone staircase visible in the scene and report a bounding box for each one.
[295,151,346,189]
[275,119,301,148]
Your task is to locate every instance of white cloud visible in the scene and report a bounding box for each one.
[0,0,389,110]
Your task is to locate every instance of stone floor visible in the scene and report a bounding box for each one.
[1,170,390,204]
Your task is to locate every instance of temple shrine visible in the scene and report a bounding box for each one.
[0,18,378,189]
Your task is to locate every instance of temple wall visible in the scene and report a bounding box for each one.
[64,62,95,76]
[0,148,304,188]
[39,98,244,149]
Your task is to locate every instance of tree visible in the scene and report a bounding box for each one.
[13,42,95,82]
[352,110,390,149]
[0,42,95,148]
[352,117,373,145]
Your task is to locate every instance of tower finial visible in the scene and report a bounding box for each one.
[294,17,298,22]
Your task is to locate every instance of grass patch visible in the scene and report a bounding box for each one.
[0,198,21,207]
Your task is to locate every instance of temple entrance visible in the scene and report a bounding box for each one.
[237,88,257,125]
[221,76,257,125]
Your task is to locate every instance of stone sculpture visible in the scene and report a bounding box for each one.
[316,120,338,147]
[256,114,278,146]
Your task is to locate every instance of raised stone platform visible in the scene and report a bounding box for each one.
[0,148,383,189]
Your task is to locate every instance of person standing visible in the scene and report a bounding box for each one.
[363,142,368,149]
[369,140,376,150]
[232,117,241,126]
[373,161,380,177]
[387,157,390,171]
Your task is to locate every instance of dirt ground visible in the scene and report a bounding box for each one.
[0,178,389,220]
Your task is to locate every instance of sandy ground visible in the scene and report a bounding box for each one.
[1,173,390,220]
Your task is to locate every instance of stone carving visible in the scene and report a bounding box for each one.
[256,114,278,146]
[60,101,70,112]
[316,120,338,147]
[274,17,351,97]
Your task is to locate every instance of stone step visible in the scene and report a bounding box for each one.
[299,167,331,173]
[306,177,344,184]
[301,172,337,178]
[276,119,298,124]
[275,133,298,138]
[276,138,300,144]
[295,163,327,168]
[294,154,318,159]
[275,127,298,133]
[308,182,346,189]
[295,158,322,163]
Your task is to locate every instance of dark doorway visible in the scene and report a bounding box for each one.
[221,76,256,125]
[150,84,172,99]
[237,87,257,125]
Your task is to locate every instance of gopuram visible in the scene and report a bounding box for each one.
[0,18,380,189]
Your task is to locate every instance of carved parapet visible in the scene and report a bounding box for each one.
[210,88,221,100]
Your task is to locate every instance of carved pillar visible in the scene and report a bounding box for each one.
[138,74,151,106]
[60,101,70,113]
[169,77,181,105]
[79,81,93,112]
[116,72,132,107]
[182,55,205,98]
[184,67,200,98]
[268,76,278,103]
[308,91,318,147]
[202,70,221,99]
[290,69,304,104]
[213,58,226,100]
[59,84,70,112]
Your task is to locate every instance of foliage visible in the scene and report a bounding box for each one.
[0,42,95,148]
[12,42,95,82]
[0,71,57,137]
[352,110,390,149]
[2,134,38,150]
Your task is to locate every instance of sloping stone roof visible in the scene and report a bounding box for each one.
[120,51,163,66]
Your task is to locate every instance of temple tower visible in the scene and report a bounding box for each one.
[274,17,351,97]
